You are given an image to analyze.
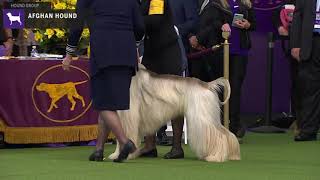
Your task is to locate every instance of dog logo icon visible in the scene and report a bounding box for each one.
[3,9,25,29]
[32,64,92,123]
[36,81,87,113]
[6,12,22,25]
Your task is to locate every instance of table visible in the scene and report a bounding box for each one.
[0,59,101,144]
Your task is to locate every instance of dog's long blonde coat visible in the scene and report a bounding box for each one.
[110,65,240,162]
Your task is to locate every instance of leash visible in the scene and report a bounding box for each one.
[187,44,222,60]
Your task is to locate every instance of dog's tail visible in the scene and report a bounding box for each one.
[208,77,230,105]
[74,80,88,85]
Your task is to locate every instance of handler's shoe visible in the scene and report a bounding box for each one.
[89,149,104,162]
[231,126,246,139]
[140,148,158,157]
[164,148,184,159]
[113,140,136,163]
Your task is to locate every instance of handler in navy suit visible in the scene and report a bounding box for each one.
[62,0,144,162]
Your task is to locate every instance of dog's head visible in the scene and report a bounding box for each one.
[36,83,48,91]
[6,12,12,17]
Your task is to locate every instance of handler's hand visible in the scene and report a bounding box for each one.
[221,23,231,32]
[291,48,301,62]
[189,36,199,48]
[278,26,288,36]
[62,54,72,71]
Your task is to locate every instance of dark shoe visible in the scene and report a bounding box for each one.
[230,126,246,138]
[294,134,317,141]
[164,148,184,159]
[113,140,136,163]
[89,149,104,162]
[140,148,158,158]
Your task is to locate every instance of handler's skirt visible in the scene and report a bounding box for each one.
[90,66,134,111]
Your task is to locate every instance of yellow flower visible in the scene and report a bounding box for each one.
[54,28,65,38]
[34,31,43,42]
[23,29,31,39]
[69,0,77,6]
[44,29,55,39]
[81,28,90,38]
[54,2,67,9]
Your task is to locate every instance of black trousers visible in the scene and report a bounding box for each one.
[295,36,320,135]
[229,54,248,131]
[281,39,299,116]
[288,55,299,116]
[189,50,224,82]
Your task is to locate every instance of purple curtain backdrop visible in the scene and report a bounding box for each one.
[240,1,291,114]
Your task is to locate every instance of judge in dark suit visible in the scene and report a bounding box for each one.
[63,0,145,162]
[290,0,320,141]
[139,0,185,158]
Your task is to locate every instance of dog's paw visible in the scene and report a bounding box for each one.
[204,155,227,163]
[108,152,119,160]
[228,155,241,161]
[127,151,139,160]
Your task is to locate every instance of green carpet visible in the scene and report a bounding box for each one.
[0,133,319,180]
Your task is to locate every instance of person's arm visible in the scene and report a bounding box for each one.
[290,0,303,61]
[234,6,256,31]
[272,4,283,30]
[132,0,145,41]
[176,0,199,38]
[246,7,256,31]
[290,0,302,48]
[196,6,225,45]
[66,0,91,56]
[63,0,91,70]
[272,2,292,36]
[3,28,13,56]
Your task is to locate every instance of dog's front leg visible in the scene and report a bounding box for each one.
[128,150,140,160]
[108,141,120,160]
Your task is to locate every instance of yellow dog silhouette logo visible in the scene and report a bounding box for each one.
[36,80,87,113]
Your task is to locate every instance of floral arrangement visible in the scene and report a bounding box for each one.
[24,0,90,55]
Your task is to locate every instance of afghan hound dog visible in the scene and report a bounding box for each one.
[109,65,241,162]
